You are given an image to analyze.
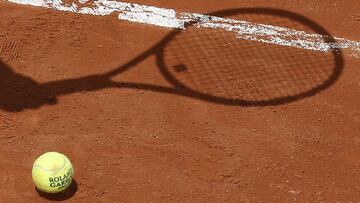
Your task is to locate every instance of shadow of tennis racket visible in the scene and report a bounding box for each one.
[101,7,343,106]
[0,8,343,112]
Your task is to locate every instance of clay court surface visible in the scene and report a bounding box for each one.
[1,0,360,202]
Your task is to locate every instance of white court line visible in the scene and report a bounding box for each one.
[4,0,360,57]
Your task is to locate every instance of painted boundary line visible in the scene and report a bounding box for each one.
[4,0,360,57]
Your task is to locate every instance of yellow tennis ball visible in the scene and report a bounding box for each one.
[32,152,74,193]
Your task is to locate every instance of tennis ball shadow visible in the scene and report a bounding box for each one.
[36,179,78,201]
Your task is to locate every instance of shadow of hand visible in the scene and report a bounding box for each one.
[0,62,57,112]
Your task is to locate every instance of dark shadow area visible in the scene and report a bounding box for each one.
[0,61,57,112]
[36,179,78,201]
[0,60,112,111]
[0,8,344,112]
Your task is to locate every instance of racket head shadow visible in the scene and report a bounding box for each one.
[156,8,343,106]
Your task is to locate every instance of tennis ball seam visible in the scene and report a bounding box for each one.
[33,155,67,174]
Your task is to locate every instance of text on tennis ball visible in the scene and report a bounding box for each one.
[48,169,73,189]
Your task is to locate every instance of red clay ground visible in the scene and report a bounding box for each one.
[1,0,360,202]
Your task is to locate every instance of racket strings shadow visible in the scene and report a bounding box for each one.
[0,8,344,112]
[158,9,343,105]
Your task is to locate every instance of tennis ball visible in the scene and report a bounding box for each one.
[32,152,74,193]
